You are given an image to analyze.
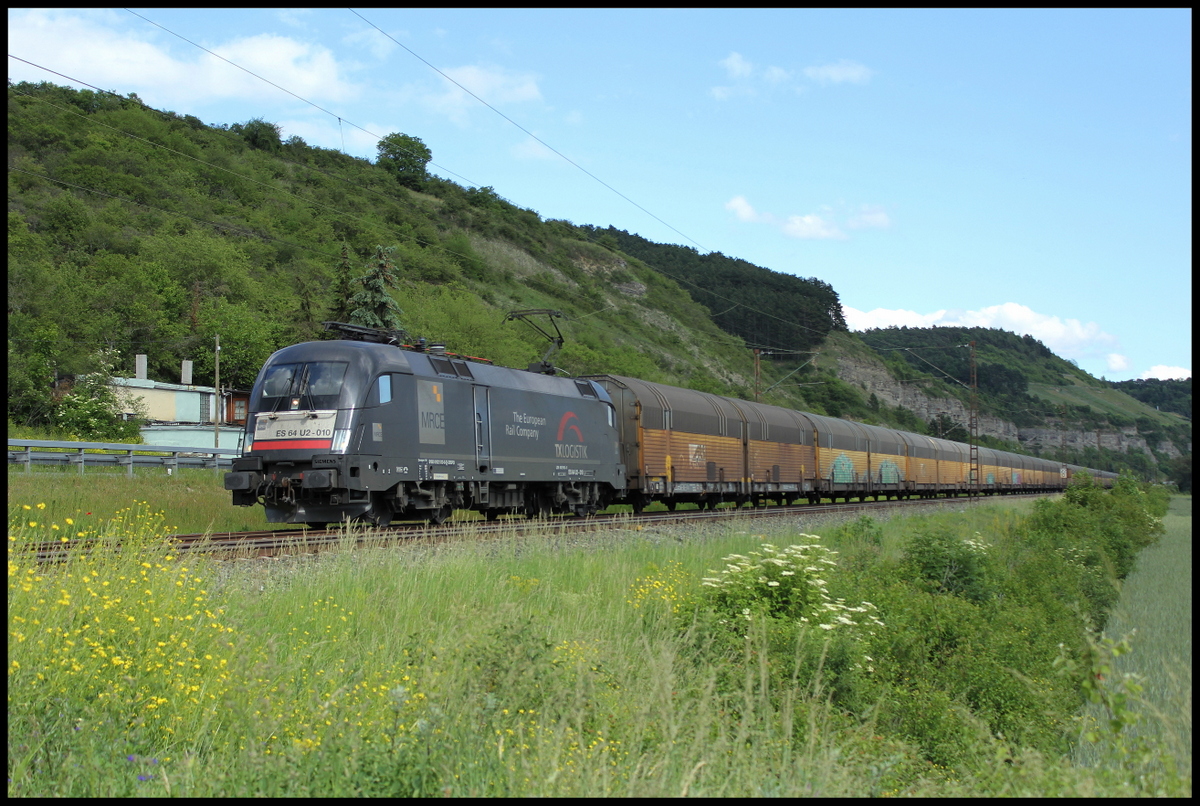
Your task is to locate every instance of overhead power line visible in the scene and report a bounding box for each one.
[347,8,709,255]
[119,8,479,187]
[11,20,839,357]
[108,12,842,348]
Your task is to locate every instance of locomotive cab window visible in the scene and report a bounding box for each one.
[365,374,393,407]
[255,361,348,411]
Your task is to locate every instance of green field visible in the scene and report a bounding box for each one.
[8,470,1190,796]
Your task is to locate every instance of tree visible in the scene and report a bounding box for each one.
[349,246,410,337]
[53,348,147,442]
[1165,453,1191,493]
[376,132,432,190]
[234,117,283,152]
[329,243,356,323]
[7,322,60,427]
[928,413,969,443]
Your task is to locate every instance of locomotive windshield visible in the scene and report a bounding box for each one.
[255,361,348,411]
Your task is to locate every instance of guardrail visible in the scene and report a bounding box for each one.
[8,439,242,477]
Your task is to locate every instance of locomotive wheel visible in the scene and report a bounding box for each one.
[526,492,549,520]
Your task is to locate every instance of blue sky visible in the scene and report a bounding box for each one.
[9,8,1191,381]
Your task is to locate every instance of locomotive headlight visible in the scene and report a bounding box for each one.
[330,428,352,454]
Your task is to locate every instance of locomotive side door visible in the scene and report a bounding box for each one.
[473,385,492,474]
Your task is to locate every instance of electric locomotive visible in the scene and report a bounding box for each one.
[224,323,624,526]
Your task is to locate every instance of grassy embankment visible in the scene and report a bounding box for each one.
[8,468,1189,796]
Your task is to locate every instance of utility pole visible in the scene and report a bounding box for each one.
[214,334,221,449]
[968,341,980,496]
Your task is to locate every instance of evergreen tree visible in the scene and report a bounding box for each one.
[349,245,409,338]
[330,242,356,323]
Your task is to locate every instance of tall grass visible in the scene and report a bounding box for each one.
[8,466,286,534]
[8,480,1190,796]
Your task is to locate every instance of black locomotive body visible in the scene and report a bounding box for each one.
[225,336,623,525]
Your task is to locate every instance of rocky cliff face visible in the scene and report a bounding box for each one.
[833,354,1158,456]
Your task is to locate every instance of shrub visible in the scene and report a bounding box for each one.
[901,525,993,603]
[694,540,884,703]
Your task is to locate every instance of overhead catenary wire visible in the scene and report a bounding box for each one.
[342,10,839,345]
[347,8,709,255]
[102,11,844,346]
[120,8,478,187]
[9,59,831,359]
[10,28,835,358]
[7,56,431,218]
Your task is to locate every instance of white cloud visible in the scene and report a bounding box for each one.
[783,214,846,240]
[803,59,874,85]
[426,64,542,123]
[725,195,763,223]
[1140,365,1191,381]
[1106,354,1130,371]
[841,302,1122,364]
[7,9,363,110]
[277,9,315,28]
[847,204,891,230]
[727,196,883,240]
[10,9,181,91]
[763,65,792,84]
[712,51,794,99]
[719,51,754,79]
[210,34,360,103]
[843,307,948,331]
[511,136,557,161]
[341,26,398,61]
[710,85,756,100]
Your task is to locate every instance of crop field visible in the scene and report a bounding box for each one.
[7,468,1190,796]
[1073,496,1191,776]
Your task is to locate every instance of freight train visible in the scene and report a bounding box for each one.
[224,322,1117,526]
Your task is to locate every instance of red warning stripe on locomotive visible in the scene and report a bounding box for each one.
[251,439,333,451]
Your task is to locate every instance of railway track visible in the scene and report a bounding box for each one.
[23,493,1051,562]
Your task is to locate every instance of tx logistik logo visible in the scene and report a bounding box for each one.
[554,411,588,459]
